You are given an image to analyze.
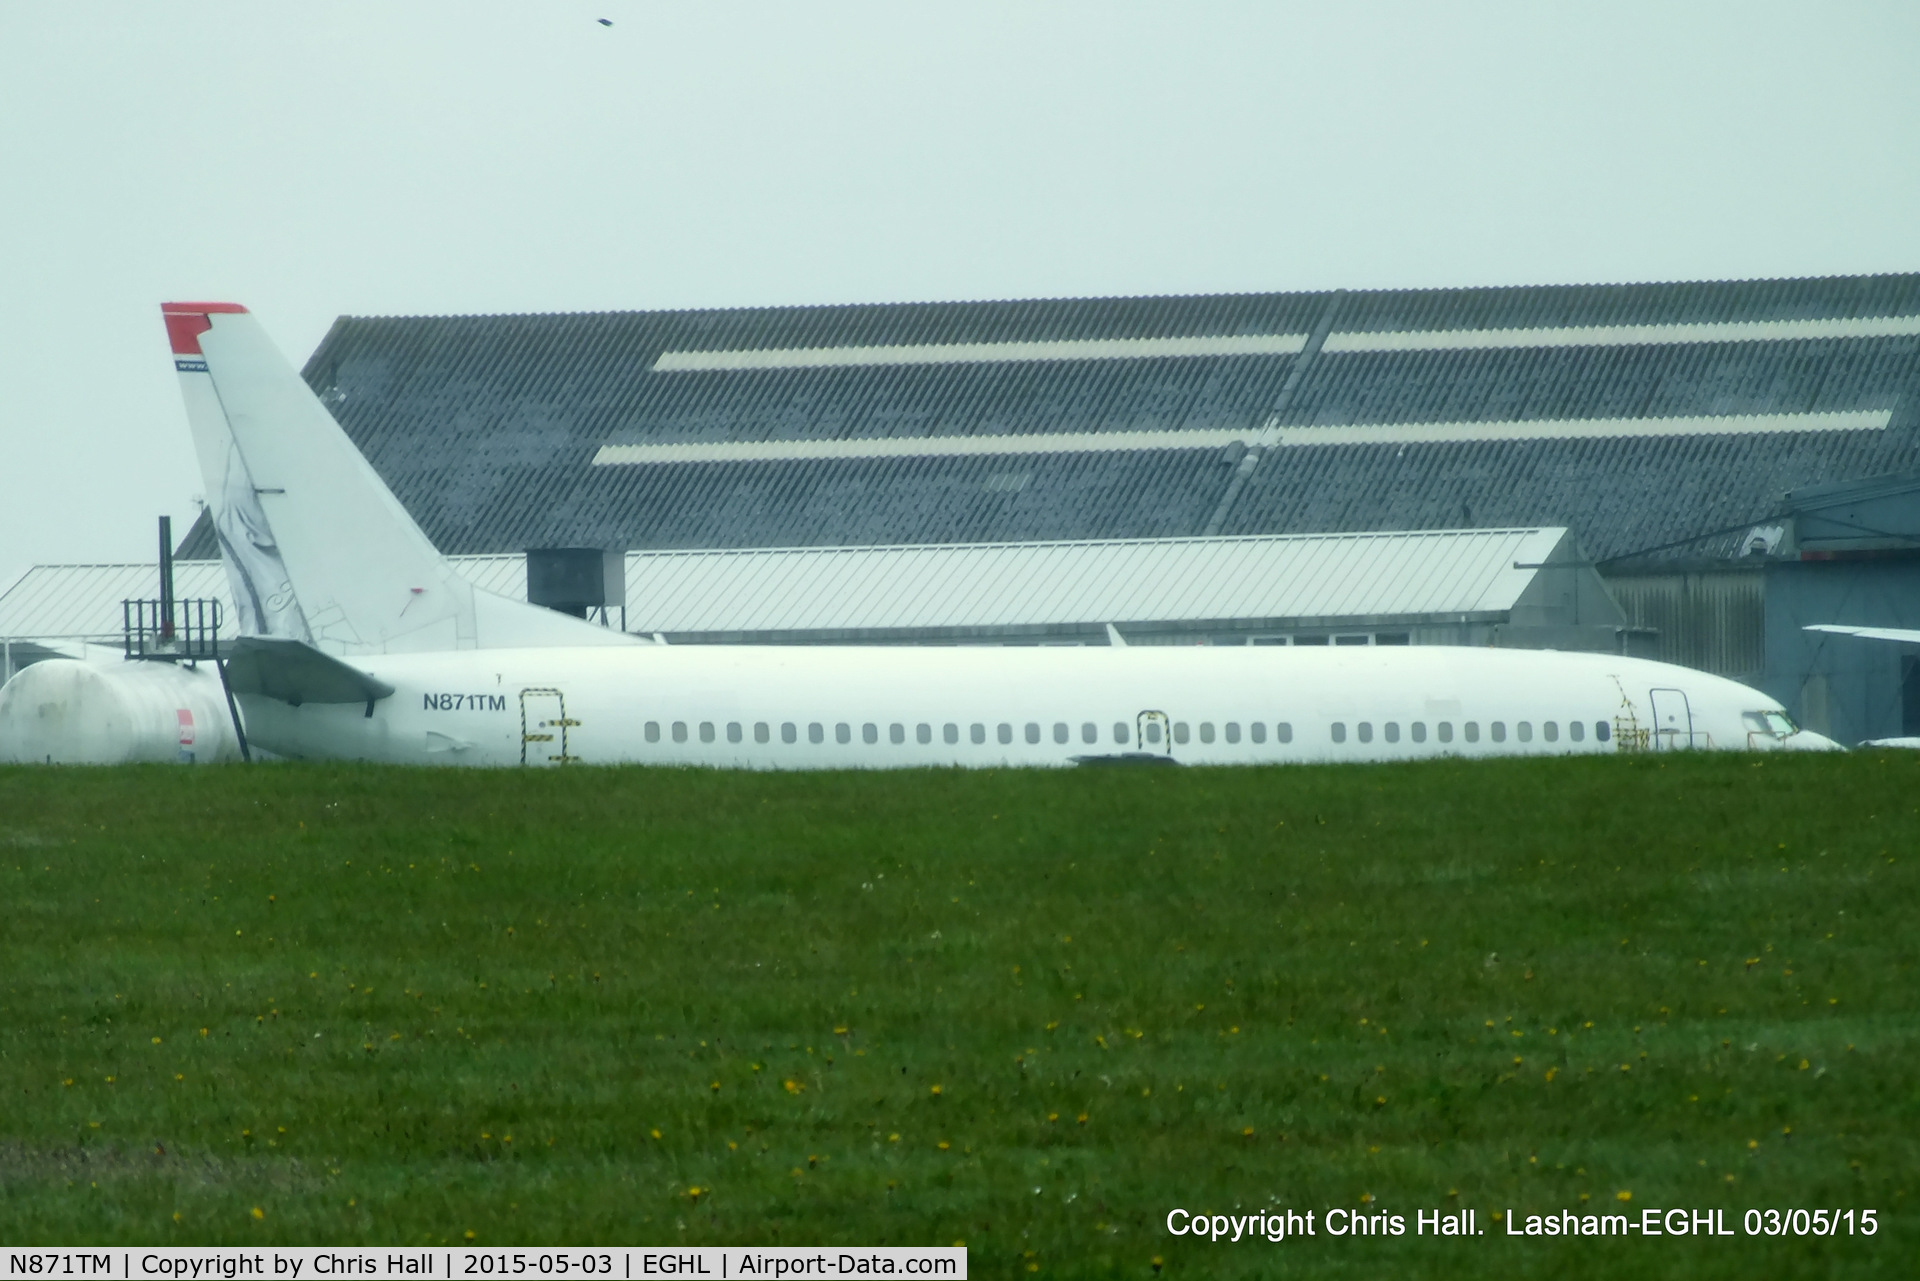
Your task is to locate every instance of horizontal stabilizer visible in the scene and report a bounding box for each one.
[1805,624,1920,644]
[224,637,396,707]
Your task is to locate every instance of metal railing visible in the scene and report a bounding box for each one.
[123,598,223,661]
[1612,717,1651,752]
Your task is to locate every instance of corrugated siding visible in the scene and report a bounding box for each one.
[275,273,1920,565]
[1606,571,1766,677]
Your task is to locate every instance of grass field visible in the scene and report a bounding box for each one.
[0,754,1914,1277]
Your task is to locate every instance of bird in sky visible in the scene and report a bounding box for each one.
[598,18,613,26]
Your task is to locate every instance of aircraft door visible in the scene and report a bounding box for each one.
[1137,710,1172,755]
[520,687,576,765]
[1648,687,1693,750]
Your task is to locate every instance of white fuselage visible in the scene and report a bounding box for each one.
[235,643,1833,767]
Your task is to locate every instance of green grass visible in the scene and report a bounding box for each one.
[0,754,1914,1278]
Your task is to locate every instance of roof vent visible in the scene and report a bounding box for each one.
[1738,525,1785,558]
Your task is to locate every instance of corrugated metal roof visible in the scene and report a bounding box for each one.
[608,528,1568,635]
[7,529,1569,642]
[0,562,233,641]
[163,273,1920,566]
[0,558,525,644]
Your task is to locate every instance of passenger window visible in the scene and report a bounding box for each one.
[1294,636,1329,646]
[727,722,743,744]
[1490,722,1506,743]
[917,723,933,744]
[781,722,797,744]
[1173,722,1190,744]
[1053,722,1069,744]
[971,723,987,744]
[1464,722,1480,743]
[1250,723,1266,743]
[1225,722,1240,743]
[1276,722,1292,743]
[1331,722,1347,744]
[699,722,715,743]
[1358,722,1373,743]
[1543,721,1558,742]
[1024,723,1040,744]
[672,721,688,743]
[1516,722,1531,743]
[1410,722,1426,743]
[1385,722,1400,743]
[1596,721,1611,742]
[835,723,851,745]
[998,723,1014,744]
[1081,722,1098,744]
[1199,722,1215,744]
[890,723,906,745]
[863,723,878,744]
[808,723,824,744]
[1114,722,1131,744]
[1437,722,1452,743]
[753,722,770,744]
[1144,722,1161,745]
[1334,635,1369,646]
[1569,720,1584,742]
[944,723,959,744]
[645,721,660,743]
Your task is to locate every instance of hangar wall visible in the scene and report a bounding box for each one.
[1603,568,1766,680]
[1760,559,1920,743]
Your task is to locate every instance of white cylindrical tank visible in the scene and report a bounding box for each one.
[0,659,242,764]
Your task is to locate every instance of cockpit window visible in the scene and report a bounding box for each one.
[1744,710,1798,737]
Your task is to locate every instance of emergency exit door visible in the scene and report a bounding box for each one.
[1137,710,1172,755]
[1648,687,1693,750]
[520,688,576,765]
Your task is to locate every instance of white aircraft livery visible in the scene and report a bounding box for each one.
[140,301,1840,768]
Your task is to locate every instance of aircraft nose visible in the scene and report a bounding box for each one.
[1783,730,1845,752]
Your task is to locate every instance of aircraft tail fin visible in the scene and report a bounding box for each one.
[163,303,632,654]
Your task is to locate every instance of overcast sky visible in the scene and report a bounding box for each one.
[2,2,1916,589]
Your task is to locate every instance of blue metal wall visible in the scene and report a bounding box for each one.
[1764,559,1920,744]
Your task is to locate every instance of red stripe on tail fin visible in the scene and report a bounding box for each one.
[160,303,249,356]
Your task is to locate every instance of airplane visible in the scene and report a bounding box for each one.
[0,302,1844,766]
